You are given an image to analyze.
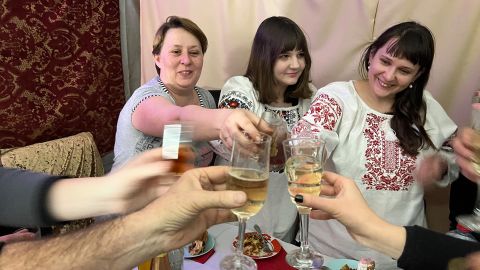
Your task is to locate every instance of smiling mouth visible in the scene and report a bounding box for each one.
[378,78,394,88]
[178,70,192,75]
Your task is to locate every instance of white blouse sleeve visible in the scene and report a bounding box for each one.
[218,76,260,112]
[422,91,459,186]
[291,89,343,157]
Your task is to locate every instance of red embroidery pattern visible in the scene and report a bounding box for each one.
[362,114,416,191]
[292,93,342,137]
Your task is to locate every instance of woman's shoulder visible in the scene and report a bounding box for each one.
[222,76,255,93]
[196,86,217,108]
[315,81,356,100]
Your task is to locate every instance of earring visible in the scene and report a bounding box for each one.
[409,84,413,88]
[367,64,370,70]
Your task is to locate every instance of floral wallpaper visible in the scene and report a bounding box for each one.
[0,0,124,155]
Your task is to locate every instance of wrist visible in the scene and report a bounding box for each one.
[356,216,406,259]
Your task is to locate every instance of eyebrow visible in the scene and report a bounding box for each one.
[381,54,416,70]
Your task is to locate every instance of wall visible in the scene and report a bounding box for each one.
[0,0,125,155]
[139,0,480,233]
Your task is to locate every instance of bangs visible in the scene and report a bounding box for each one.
[279,29,308,54]
[386,34,429,67]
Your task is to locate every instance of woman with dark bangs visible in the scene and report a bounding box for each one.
[292,21,458,269]
[215,16,316,242]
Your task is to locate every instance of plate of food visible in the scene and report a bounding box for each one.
[323,258,359,270]
[183,231,215,258]
[232,232,282,259]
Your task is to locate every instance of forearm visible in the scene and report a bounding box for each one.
[0,213,166,270]
[177,105,228,140]
[354,216,406,259]
[47,177,113,221]
[0,167,61,227]
[398,225,480,269]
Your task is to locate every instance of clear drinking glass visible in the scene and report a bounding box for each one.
[258,111,289,171]
[220,132,272,270]
[283,138,327,269]
[457,91,480,231]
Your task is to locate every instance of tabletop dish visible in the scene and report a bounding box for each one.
[324,258,359,270]
[183,233,215,258]
[232,232,281,259]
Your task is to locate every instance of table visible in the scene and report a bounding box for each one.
[184,222,332,269]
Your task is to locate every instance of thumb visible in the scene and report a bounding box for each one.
[187,190,247,211]
[298,193,336,215]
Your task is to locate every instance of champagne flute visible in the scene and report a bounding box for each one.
[283,137,327,269]
[220,132,272,270]
[457,90,480,231]
[258,111,289,171]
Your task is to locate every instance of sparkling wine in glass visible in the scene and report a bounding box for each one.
[220,132,272,270]
[283,137,327,269]
[258,111,288,171]
[457,91,480,231]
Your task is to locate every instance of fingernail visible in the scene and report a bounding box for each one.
[294,194,304,203]
[234,192,247,204]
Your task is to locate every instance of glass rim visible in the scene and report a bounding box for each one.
[282,137,325,146]
[235,130,272,143]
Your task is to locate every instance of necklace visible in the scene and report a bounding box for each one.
[157,78,205,107]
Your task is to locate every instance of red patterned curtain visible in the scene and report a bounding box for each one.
[0,0,124,155]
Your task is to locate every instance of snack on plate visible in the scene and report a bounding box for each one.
[357,258,375,270]
[188,231,208,255]
[340,265,355,270]
[242,232,265,257]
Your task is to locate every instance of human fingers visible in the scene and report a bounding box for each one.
[179,166,230,189]
[320,182,336,196]
[185,190,247,213]
[321,171,347,190]
[121,147,165,168]
[452,130,477,160]
[465,251,480,270]
[0,231,36,243]
[108,161,173,184]
[456,156,480,183]
[295,193,337,217]
[310,209,334,220]
[219,130,234,149]
[234,110,263,140]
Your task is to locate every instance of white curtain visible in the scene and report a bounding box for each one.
[120,0,141,98]
[138,0,480,127]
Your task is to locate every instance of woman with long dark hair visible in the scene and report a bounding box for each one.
[216,16,315,242]
[292,21,458,269]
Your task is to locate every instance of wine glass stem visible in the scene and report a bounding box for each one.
[299,212,311,257]
[236,216,248,255]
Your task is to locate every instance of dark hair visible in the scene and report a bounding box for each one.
[152,16,208,75]
[359,21,436,155]
[244,16,312,104]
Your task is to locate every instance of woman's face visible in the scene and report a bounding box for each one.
[154,28,204,91]
[273,48,305,89]
[368,39,421,100]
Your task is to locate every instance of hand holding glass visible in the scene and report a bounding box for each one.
[258,111,288,171]
[457,90,480,231]
[283,137,327,269]
[220,132,272,270]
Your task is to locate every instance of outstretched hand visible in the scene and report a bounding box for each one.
[452,127,480,182]
[219,109,273,149]
[295,171,379,243]
[295,171,406,259]
[414,153,448,186]
[134,166,246,252]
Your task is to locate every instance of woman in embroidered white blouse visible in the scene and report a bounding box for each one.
[292,21,458,269]
[215,16,315,242]
[113,16,265,170]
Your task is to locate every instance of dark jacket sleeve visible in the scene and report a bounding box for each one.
[0,167,62,227]
[398,225,480,269]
